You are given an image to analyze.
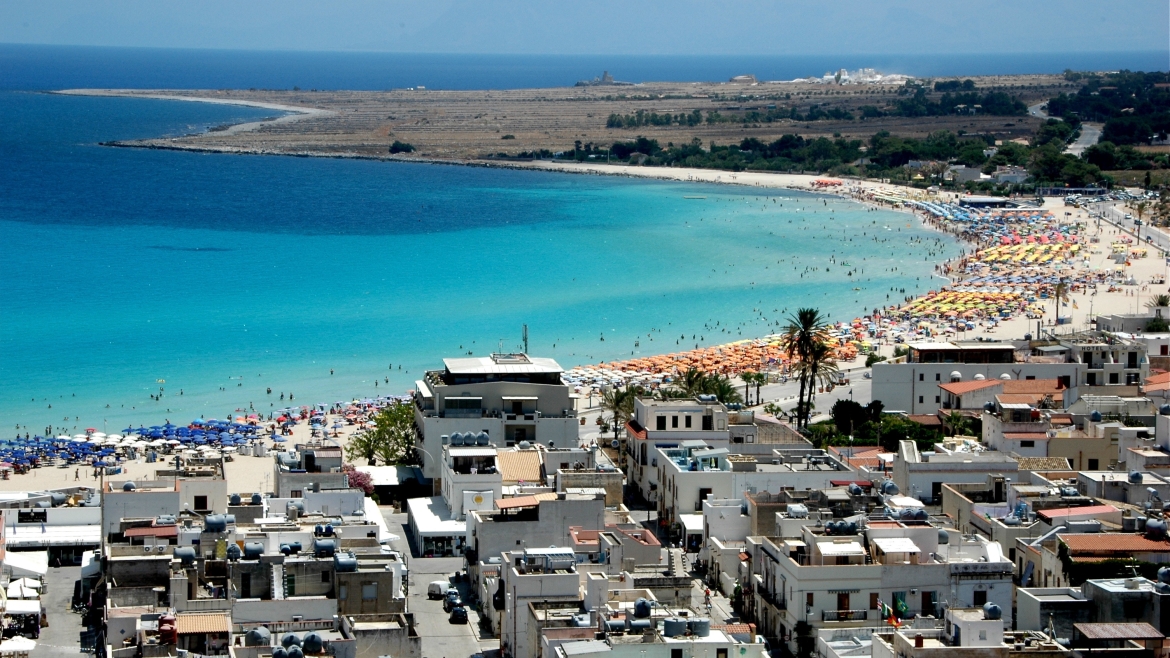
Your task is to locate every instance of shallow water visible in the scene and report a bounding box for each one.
[0,90,960,432]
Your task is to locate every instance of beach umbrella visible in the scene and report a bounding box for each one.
[166,439,181,445]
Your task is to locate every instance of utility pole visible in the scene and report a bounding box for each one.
[522,325,528,354]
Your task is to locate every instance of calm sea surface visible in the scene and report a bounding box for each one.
[12,44,1130,431]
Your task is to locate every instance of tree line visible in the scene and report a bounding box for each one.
[1047,70,1170,145]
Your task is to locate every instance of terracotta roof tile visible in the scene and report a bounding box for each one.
[175,613,230,635]
[1004,432,1048,440]
[1002,379,1065,393]
[1059,533,1170,554]
[497,450,543,484]
[1036,505,1119,520]
[1015,457,1074,470]
[1075,622,1163,640]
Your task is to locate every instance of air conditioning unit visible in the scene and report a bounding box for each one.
[144,546,152,553]
[157,545,168,553]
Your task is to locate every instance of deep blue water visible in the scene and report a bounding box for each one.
[1,44,1165,91]
[0,44,1039,432]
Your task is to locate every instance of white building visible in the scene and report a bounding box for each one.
[892,440,1019,503]
[412,353,579,482]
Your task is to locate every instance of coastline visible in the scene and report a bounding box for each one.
[27,88,1161,425]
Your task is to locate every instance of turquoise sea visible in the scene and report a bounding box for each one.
[0,67,966,434]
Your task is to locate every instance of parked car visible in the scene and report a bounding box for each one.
[427,581,449,599]
[449,606,469,624]
[444,591,463,612]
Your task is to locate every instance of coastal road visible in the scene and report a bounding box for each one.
[1087,200,1170,255]
[753,369,873,421]
[1065,122,1102,157]
[1028,101,1048,119]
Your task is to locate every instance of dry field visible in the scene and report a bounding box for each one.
[66,74,1074,161]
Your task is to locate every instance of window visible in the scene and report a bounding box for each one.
[973,590,987,606]
[671,650,683,658]
[935,396,941,403]
[806,592,814,607]
[935,373,941,381]
[1020,440,1035,448]
[290,489,302,498]
[194,495,208,511]
[978,630,987,641]
[1109,372,1119,384]
[919,373,924,381]
[656,416,667,431]
[362,582,378,600]
[685,416,692,429]
[672,415,679,428]
[1126,373,1140,385]
[1163,344,1169,356]
[870,593,879,609]
[1008,548,1016,561]
[1087,373,1097,386]
[321,571,331,583]
[717,650,728,658]
[918,396,924,404]
[702,416,713,431]
[1025,375,1036,380]
[339,585,347,600]
[1088,459,1099,470]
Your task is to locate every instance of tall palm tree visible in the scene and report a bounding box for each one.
[1147,294,1170,317]
[678,368,711,397]
[741,371,757,405]
[1053,280,1069,325]
[601,386,640,443]
[782,308,830,428]
[795,341,839,424]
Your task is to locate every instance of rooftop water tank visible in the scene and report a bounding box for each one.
[243,541,264,560]
[34,501,50,509]
[938,529,950,544]
[848,483,864,496]
[605,618,625,633]
[281,633,301,648]
[689,618,711,637]
[288,646,304,658]
[950,371,962,382]
[122,482,136,491]
[518,440,532,450]
[244,627,270,647]
[174,547,196,566]
[226,543,242,561]
[314,539,336,558]
[204,514,228,533]
[230,493,242,506]
[787,504,808,519]
[1158,566,1170,584]
[1146,518,1168,540]
[984,401,996,412]
[1002,515,1021,526]
[915,509,928,521]
[289,541,302,554]
[1130,471,1144,484]
[1161,405,1170,416]
[323,524,334,537]
[49,492,67,507]
[1090,411,1103,422]
[477,431,490,446]
[571,613,591,628]
[251,493,263,505]
[314,524,325,536]
[663,618,688,637]
[450,432,464,446]
[881,480,900,495]
[301,632,324,655]
[973,374,985,381]
[999,373,1012,380]
[334,553,358,573]
[1060,487,1079,497]
[627,619,651,632]
[982,603,1002,620]
[280,544,291,556]
[272,648,288,658]
[633,598,651,618]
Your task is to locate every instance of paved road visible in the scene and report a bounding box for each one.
[32,566,84,658]
[1087,200,1170,254]
[380,510,498,658]
[1028,101,1048,118]
[1065,122,1102,157]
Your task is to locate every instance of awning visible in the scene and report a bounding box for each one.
[414,379,432,399]
[81,550,101,578]
[496,495,540,510]
[500,396,538,401]
[817,541,865,557]
[125,525,179,538]
[3,600,40,616]
[1074,623,1163,641]
[872,537,921,554]
[679,513,704,533]
[4,551,49,577]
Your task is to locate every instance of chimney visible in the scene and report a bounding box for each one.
[914,635,924,648]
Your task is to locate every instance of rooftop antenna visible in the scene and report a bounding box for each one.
[523,324,529,354]
[498,338,504,354]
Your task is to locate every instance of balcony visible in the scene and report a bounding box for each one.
[822,609,870,622]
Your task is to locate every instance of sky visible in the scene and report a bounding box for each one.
[1,0,1168,56]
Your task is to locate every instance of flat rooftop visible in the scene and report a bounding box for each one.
[443,354,563,375]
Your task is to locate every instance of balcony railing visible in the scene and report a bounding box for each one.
[822,609,869,622]
[757,588,785,610]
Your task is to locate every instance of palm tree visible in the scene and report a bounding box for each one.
[782,308,830,428]
[707,376,744,405]
[678,368,711,397]
[745,371,767,406]
[1135,200,1149,238]
[1053,280,1069,325]
[741,371,757,405]
[1148,294,1170,318]
[600,386,639,444]
[795,341,839,423]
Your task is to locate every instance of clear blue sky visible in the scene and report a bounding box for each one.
[2,0,1167,55]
